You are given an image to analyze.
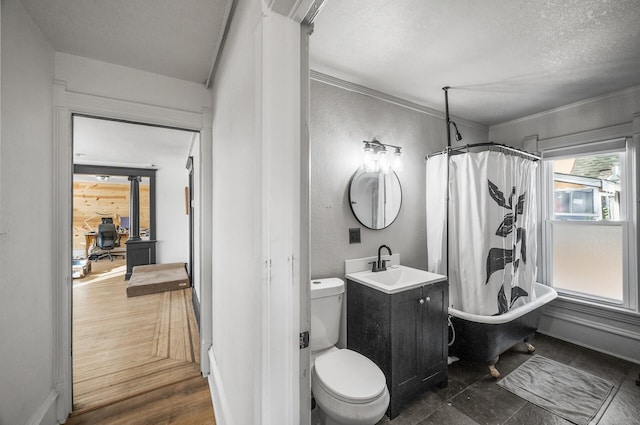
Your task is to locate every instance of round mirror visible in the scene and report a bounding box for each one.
[349,169,402,229]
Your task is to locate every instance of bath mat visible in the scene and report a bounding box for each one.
[126,262,190,297]
[497,355,615,425]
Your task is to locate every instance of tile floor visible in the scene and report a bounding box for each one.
[376,333,640,425]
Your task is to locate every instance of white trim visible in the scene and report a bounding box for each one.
[26,389,58,425]
[632,114,640,312]
[492,85,640,129]
[622,139,636,310]
[548,220,625,228]
[53,81,73,423]
[550,296,640,325]
[299,22,312,425]
[542,135,637,311]
[63,88,203,129]
[208,348,233,425]
[53,82,213,422]
[199,107,213,377]
[537,123,632,152]
[310,70,487,131]
[288,0,326,24]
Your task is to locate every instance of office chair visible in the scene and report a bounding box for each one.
[96,222,125,261]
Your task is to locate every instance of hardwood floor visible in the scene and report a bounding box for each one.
[68,259,215,424]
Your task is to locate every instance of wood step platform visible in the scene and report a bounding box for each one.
[126,263,190,297]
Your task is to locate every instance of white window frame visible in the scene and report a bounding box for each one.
[541,136,638,312]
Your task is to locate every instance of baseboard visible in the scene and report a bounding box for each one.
[192,289,201,331]
[26,389,58,425]
[539,311,640,364]
[208,348,233,425]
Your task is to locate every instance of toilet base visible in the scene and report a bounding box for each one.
[316,406,363,425]
[312,399,387,425]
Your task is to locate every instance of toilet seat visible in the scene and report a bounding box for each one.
[313,349,386,404]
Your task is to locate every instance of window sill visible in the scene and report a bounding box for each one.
[550,294,640,326]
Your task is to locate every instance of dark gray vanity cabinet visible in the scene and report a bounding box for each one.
[346,279,448,419]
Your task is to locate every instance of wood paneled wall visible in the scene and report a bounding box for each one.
[73,181,150,251]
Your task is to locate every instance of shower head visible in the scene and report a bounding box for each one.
[450,121,463,142]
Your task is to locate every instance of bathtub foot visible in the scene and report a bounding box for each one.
[488,364,500,379]
[488,356,500,379]
[524,341,536,353]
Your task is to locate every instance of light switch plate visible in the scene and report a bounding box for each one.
[349,228,361,244]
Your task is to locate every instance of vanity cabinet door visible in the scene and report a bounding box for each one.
[420,281,449,383]
[390,287,422,402]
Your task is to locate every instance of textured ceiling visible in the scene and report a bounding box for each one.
[311,0,640,126]
[20,0,232,84]
[73,116,196,169]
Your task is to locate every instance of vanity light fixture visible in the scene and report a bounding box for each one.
[361,139,402,173]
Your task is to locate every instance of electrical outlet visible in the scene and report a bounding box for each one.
[349,228,361,244]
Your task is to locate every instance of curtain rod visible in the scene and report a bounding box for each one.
[425,142,540,161]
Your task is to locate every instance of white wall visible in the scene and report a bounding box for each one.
[489,86,640,147]
[0,1,57,424]
[208,0,303,423]
[55,52,211,113]
[310,78,488,279]
[209,1,264,423]
[489,87,640,363]
[155,164,189,264]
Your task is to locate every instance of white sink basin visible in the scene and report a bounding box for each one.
[345,265,447,294]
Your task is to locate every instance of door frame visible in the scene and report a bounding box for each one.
[186,156,195,284]
[186,155,202,326]
[52,81,213,422]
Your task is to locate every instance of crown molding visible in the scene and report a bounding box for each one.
[310,70,487,130]
[491,85,640,130]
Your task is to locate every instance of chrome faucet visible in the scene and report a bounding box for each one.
[370,244,392,272]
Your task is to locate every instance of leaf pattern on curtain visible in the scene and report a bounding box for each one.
[497,286,508,315]
[517,228,527,263]
[495,286,531,315]
[510,286,529,308]
[486,179,529,314]
[495,213,514,237]
[485,247,513,284]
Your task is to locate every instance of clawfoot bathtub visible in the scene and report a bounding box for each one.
[448,282,557,378]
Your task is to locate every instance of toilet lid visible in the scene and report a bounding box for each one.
[313,349,386,403]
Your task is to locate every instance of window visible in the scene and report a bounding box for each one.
[552,153,621,221]
[542,138,636,310]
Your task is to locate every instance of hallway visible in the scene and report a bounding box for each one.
[68,259,214,424]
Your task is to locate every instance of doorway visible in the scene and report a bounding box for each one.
[71,115,201,412]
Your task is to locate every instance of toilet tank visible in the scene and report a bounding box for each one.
[310,278,345,352]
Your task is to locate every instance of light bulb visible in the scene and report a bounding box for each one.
[362,143,377,172]
[377,147,389,173]
[391,148,403,172]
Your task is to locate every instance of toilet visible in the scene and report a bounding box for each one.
[310,278,389,425]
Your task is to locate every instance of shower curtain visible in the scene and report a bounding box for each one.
[426,151,538,316]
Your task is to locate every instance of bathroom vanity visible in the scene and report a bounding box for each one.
[345,267,448,419]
